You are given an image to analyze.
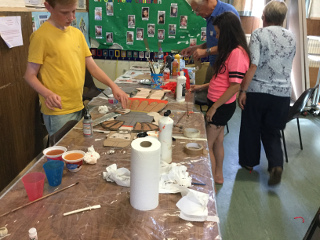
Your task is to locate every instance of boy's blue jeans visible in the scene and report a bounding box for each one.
[43,110,83,136]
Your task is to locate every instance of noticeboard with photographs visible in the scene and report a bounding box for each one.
[89,0,206,52]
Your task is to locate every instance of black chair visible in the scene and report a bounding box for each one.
[83,68,102,101]
[48,120,79,146]
[281,86,316,162]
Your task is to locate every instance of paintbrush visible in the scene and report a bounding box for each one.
[0,182,79,218]
[97,88,109,98]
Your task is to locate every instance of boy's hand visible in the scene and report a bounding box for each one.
[112,86,128,109]
[45,92,62,110]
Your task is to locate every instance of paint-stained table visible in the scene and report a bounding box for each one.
[0,88,221,239]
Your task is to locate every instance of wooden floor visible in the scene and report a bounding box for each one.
[213,106,320,240]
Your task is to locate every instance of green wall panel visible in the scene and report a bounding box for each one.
[89,0,206,52]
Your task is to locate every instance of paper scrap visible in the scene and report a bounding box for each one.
[0,16,23,48]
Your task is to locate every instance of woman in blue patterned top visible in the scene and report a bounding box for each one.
[238,0,296,186]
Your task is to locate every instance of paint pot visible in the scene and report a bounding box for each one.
[151,73,163,89]
[62,150,85,172]
[43,146,67,161]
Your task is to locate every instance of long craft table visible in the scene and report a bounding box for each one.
[0,88,221,239]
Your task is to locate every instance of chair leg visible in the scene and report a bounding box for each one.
[200,105,203,113]
[296,118,303,150]
[226,122,229,133]
[281,129,288,163]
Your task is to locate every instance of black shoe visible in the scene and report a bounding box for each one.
[268,166,283,186]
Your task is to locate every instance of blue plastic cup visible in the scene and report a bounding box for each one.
[43,160,64,187]
[151,73,163,89]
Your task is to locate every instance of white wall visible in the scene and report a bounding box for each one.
[310,0,320,19]
[0,0,25,7]
[93,59,149,89]
[287,0,309,99]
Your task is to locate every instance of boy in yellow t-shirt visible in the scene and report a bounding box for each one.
[24,0,128,136]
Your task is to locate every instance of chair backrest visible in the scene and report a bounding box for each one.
[83,69,101,101]
[49,120,79,146]
[288,87,316,121]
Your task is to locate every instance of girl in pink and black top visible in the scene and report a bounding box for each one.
[191,12,250,184]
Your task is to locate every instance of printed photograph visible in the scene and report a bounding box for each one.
[106,32,113,43]
[127,31,134,44]
[169,24,176,35]
[158,11,165,24]
[136,28,144,41]
[190,38,197,46]
[147,24,155,36]
[95,7,102,20]
[95,25,102,39]
[106,2,113,16]
[180,15,188,29]
[170,4,178,17]
[158,29,165,40]
[201,30,206,41]
[128,15,135,28]
[142,7,149,20]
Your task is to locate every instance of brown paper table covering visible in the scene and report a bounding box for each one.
[0,89,220,240]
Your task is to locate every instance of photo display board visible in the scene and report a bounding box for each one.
[89,0,206,52]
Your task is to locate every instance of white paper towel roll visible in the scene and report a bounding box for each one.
[130,137,161,211]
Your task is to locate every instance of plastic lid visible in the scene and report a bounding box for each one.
[180,71,184,77]
[29,228,37,236]
[173,59,177,62]
[159,48,162,51]
[84,108,91,119]
[164,110,171,116]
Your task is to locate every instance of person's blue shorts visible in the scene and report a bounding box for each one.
[43,110,83,136]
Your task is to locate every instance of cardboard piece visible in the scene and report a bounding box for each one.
[103,131,136,148]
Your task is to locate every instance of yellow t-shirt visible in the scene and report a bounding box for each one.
[28,22,92,115]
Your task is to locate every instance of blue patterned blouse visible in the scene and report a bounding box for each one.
[248,26,296,97]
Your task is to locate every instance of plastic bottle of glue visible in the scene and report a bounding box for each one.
[176,71,186,102]
[158,110,173,163]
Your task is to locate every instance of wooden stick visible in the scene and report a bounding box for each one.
[63,205,101,216]
[0,182,79,218]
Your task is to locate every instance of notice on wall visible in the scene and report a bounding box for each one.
[0,16,23,48]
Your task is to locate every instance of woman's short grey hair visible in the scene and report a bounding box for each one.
[263,0,288,26]
[186,0,205,5]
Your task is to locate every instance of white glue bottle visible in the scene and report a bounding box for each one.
[159,110,173,163]
[176,71,186,102]
[29,228,38,240]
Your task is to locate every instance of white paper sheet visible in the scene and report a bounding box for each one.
[0,16,23,48]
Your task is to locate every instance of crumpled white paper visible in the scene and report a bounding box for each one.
[102,162,192,192]
[176,188,219,222]
[102,163,130,187]
[159,162,192,193]
[84,146,100,164]
[98,105,109,114]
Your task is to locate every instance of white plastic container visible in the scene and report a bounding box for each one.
[158,110,173,163]
[176,71,186,102]
[29,228,38,240]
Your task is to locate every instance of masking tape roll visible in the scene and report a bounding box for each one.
[184,142,204,156]
[183,128,200,138]
[0,227,8,237]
